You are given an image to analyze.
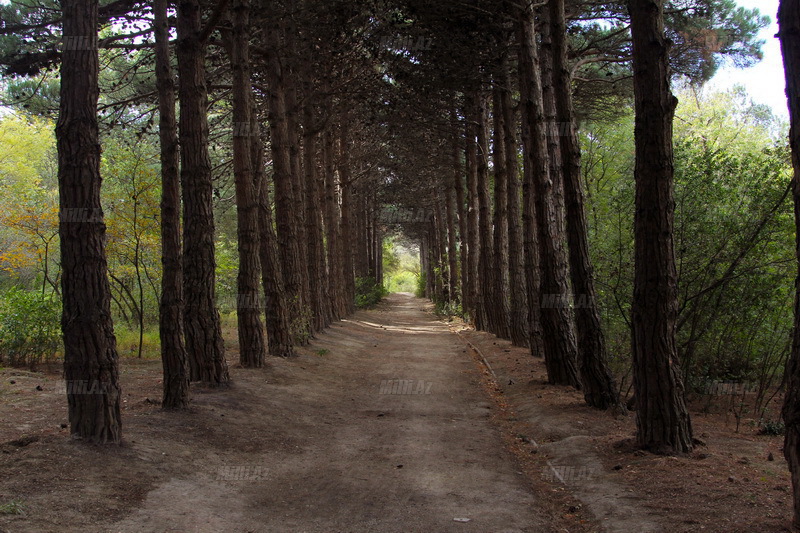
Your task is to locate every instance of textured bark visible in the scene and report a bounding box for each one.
[323,126,343,320]
[338,120,356,315]
[491,81,511,339]
[154,0,189,408]
[445,171,460,305]
[303,104,330,331]
[230,0,266,368]
[629,0,692,453]
[433,195,448,303]
[452,113,468,310]
[264,20,305,340]
[464,96,481,325]
[476,93,494,332]
[517,2,579,387]
[177,0,228,385]
[551,0,619,409]
[501,61,529,348]
[57,0,122,442]
[254,136,295,357]
[779,0,800,525]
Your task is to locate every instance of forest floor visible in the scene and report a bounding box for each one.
[0,292,792,532]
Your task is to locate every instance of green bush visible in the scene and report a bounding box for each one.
[355,277,386,308]
[0,288,62,368]
[415,272,426,298]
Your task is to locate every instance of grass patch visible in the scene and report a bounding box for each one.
[0,500,25,515]
[115,325,160,360]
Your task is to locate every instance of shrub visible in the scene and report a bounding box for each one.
[415,272,426,298]
[0,288,61,368]
[355,277,386,308]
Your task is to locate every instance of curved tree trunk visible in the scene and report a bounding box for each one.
[230,0,266,368]
[778,0,800,526]
[154,0,189,408]
[551,0,619,409]
[629,0,692,453]
[57,0,122,442]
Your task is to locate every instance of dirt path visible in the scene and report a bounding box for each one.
[107,292,545,532]
[0,293,552,533]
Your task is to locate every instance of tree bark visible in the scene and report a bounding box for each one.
[154,0,189,408]
[230,0,266,368]
[491,79,511,339]
[264,19,306,343]
[551,0,619,409]
[501,60,529,348]
[629,0,692,453]
[338,119,356,315]
[177,0,228,385]
[517,1,579,387]
[57,0,122,442]
[778,0,800,526]
[464,95,481,326]
[254,132,295,357]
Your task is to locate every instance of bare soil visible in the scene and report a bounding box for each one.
[0,293,792,532]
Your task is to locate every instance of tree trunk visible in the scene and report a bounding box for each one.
[177,0,228,385]
[778,0,800,525]
[551,0,619,409]
[57,0,122,442]
[464,95,481,325]
[230,0,266,368]
[338,119,356,314]
[517,1,579,387]
[491,80,511,339]
[264,20,305,343]
[501,59,529,348]
[323,126,343,320]
[452,111,468,309]
[303,104,329,331]
[154,0,189,408]
[254,133,295,357]
[629,0,692,453]
[476,92,494,332]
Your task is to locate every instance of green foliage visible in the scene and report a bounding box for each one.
[0,288,61,368]
[114,325,161,360]
[0,500,25,515]
[414,272,426,298]
[355,277,387,308]
[584,87,793,391]
[434,299,463,320]
[289,300,314,345]
[758,419,785,436]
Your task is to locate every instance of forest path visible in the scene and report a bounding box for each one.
[109,292,546,532]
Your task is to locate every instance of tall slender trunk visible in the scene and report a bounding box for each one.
[550,0,619,409]
[323,126,343,319]
[254,133,294,357]
[517,1,579,387]
[629,0,692,453]
[491,80,511,339]
[176,0,228,385]
[339,120,356,314]
[230,0,266,368]
[265,20,305,343]
[154,0,189,408]
[57,0,122,442]
[476,92,494,332]
[452,111,468,309]
[502,59,529,347]
[778,1,800,524]
[464,96,481,325]
[303,104,329,331]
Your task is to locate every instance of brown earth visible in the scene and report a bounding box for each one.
[0,292,793,532]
